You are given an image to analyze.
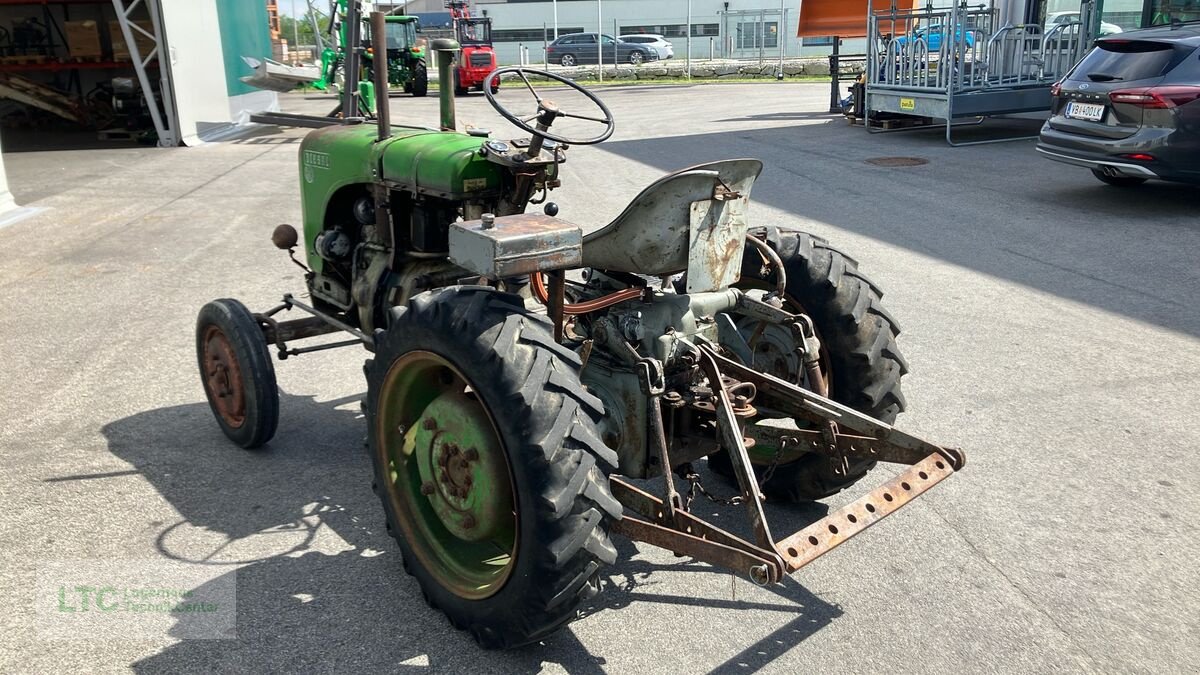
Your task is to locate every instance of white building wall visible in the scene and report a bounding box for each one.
[0,137,13,216]
[470,0,841,65]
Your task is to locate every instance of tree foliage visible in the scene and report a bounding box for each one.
[279,9,331,47]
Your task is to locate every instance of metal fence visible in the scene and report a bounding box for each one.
[867,0,1094,95]
[489,9,831,67]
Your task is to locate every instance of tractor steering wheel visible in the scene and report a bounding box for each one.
[483,67,615,146]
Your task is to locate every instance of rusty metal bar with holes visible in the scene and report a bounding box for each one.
[775,453,955,571]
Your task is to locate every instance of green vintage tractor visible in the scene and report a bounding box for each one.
[196,21,965,649]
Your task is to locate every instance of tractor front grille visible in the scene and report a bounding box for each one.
[469,52,493,68]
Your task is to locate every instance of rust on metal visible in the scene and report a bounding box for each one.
[775,453,955,571]
[697,349,776,549]
[607,342,965,584]
[258,316,340,346]
[546,269,566,342]
[610,515,781,584]
[610,477,780,569]
[707,348,966,471]
[201,326,246,429]
[646,395,683,517]
[449,212,583,278]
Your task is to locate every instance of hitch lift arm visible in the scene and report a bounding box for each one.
[611,344,965,584]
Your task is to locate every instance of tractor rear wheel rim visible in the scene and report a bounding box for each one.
[735,282,833,465]
[202,325,246,429]
[377,351,517,600]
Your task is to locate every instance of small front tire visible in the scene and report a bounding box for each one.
[196,299,279,449]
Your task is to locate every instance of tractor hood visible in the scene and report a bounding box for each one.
[300,124,502,201]
[298,124,505,275]
[377,130,502,199]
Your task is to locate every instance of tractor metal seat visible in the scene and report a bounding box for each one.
[581,159,763,277]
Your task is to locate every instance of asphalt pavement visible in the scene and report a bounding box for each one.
[1,82,1197,673]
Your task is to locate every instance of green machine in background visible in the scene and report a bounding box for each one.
[255,1,425,126]
[314,0,428,114]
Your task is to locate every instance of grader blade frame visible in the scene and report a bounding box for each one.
[611,345,965,584]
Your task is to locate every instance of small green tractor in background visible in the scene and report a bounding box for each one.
[372,14,428,98]
[314,0,428,106]
[197,14,965,649]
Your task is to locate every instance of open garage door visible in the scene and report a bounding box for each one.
[0,0,278,210]
[0,143,13,215]
[126,0,279,146]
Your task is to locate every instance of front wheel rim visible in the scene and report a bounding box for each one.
[201,325,246,429]
[376,351,517,600]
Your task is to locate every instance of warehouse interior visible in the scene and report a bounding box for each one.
[0,0,277,149]
[0,0,278,214]
[0,0,164,153]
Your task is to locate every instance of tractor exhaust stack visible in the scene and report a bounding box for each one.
[432,39,461,131]
[370,11,391,140]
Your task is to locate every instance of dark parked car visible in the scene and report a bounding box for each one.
[1036,23,1200,186]
[546,33,661,66]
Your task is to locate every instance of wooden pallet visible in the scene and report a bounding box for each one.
[868,115,935,130]
[0,55,52,65]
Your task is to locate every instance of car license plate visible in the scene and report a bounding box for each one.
[1066,101,1105,121]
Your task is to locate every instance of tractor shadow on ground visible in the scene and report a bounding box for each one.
[596,122,1200,338]
[101,393,842,672]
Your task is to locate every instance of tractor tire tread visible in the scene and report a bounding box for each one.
[366,285,619,649]
[195,298,279,449]
[719,227,908,502]
[412,62,429,97]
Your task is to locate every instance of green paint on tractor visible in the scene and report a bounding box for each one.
[196,32,968,647]
[315,4,429,107]
[298,125,504,273]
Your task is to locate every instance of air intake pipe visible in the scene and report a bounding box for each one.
[432,39,461,131]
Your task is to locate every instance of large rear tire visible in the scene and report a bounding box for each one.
[195,299,279,449]
[366,286,621,649]
[710,228,908,502]
[411,61,429,97]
